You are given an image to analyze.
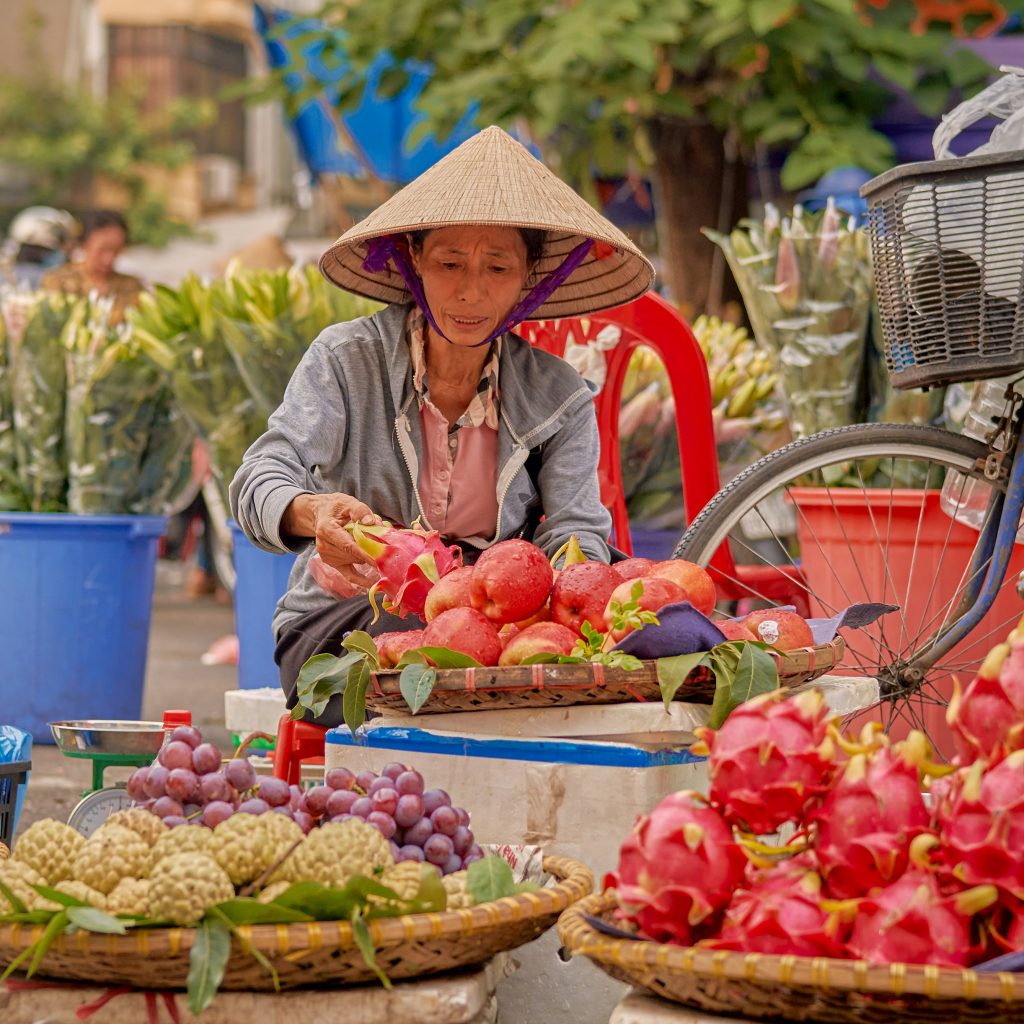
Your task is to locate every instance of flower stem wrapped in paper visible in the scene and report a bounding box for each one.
[705,201,872,440]
[3,289,75,511]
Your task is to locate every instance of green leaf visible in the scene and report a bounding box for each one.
[294,651,361,718]
[187,917,232,1015]
[27,910,69,978]
[399,663,436,714]
[342,630,380,670]
[749,0,797,36]
[211,898,313,925]
[345,877,401,903]
[208,907,280,992]
[65,906,129,934]
[729,641,780,706]
[0,910,58,925]
[0,879,27,915]
[351,910,392,989]
[467,856,517,904]
[342,658,372,733]
[412,646,483,669]
[707,667,735,732]
[34,885,89,908]
[412,863,447,913]
[656,652,710,711]
[273,881,359,921]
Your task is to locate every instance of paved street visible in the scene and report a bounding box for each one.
[14,561,238,837]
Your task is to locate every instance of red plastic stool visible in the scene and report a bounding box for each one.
[271,714,327,785]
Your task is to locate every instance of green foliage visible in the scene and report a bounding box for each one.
[0,73,214,247]
[269,0,992,189]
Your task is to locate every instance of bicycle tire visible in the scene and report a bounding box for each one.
[674,422,1005,757]
[676,424,990,563]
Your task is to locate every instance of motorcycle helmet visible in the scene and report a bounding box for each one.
[9,206,77,251]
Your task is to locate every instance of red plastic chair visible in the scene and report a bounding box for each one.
[272,714,326,785]
[520,292,808,611]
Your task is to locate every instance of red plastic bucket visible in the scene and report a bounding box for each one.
[790,487,1024,749]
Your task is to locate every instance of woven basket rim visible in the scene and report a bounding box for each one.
[2,857,593,960]
[372,637,846,689]
[558,891,1024,1003]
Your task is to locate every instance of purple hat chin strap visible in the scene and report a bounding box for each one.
[362,235,595,347]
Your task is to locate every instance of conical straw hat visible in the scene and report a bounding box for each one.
[320,126,654,319]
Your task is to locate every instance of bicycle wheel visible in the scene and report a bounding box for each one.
[674,423,1024,757]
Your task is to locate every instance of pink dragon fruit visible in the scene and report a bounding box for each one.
[693,689,837,834]
[946,642,1024,764]
[706,857,849,958]
[348,522,461,621]
[813,737,932,899]
[605,790,747,945]
[935,752,1024,901]
[845,866,997,968]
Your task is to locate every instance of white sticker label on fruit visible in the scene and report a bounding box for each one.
[484,843,548,885]
[757,619,780,645]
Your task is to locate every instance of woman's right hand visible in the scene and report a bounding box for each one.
[282,492,382,590]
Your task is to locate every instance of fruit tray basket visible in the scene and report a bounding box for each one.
[0,857,592,991]
[558,891,1024,1024]
[367,638,845,714]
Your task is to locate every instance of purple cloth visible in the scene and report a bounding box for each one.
[362,234,595,347]
[611,601,898,659]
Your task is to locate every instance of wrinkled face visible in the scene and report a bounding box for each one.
[409,225,529,346]
[81,225,127,279]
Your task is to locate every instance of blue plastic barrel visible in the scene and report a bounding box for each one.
[231,522,297,690]
[0,513,166,743]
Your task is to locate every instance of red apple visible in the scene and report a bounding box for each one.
[470,539,554,625]
[650,559,717,616]
[374,630,426,668]
[498,623,521,649]
[742,608,814,650]
[613,557,656,581]
[603,575,686,641]
[498,622,579,667]
[716,620,757,642]
[423,565,475,622]
[551,561,620,635]
[421,607,502,666]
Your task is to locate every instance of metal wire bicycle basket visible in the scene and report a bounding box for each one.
[861,149,1024,390]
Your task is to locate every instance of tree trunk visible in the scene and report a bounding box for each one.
[647,117,748,319]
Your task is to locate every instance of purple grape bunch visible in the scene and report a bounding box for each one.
[127,735,481,871]
[314,761,480,875]
[125,725,306,832]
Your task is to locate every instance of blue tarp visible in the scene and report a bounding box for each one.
[254,4,479,184]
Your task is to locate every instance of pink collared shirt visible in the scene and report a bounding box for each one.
[407,310,500,540]
[418,402,499,539]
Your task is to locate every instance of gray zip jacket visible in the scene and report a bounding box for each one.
[229,302,612,639]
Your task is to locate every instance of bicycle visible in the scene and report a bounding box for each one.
[674,149,1024,758]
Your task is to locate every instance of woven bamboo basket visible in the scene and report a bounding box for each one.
[0,857,591,991]
[366,638,845,715]
[558,891,1024,1023]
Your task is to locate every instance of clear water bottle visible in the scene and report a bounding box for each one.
[940,378,1022,539]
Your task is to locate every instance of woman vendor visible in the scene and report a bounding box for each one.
[230,126,653,725]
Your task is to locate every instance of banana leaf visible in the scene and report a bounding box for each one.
[127,388,196,515]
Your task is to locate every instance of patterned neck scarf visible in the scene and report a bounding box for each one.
[406,308,501,430]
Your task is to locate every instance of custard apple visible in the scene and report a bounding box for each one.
[72,824,149,894]
[148,823,214,874]
[262,813,304,884]
[12,819,85,884]
[0,841,9,861]
[442,870,473,911]
[107,878,150,916]
[53,880,107,910]
[256,880,291,905]
[379,861,428,903]
[100,809,167,847]
[147,853,234,926]
[0,859,57,912]
[210,814,274,887]
[289,819,393,888]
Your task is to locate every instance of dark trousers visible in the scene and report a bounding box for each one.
[275,597,426,728]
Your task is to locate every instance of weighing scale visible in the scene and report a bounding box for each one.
[49,720,165,836]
